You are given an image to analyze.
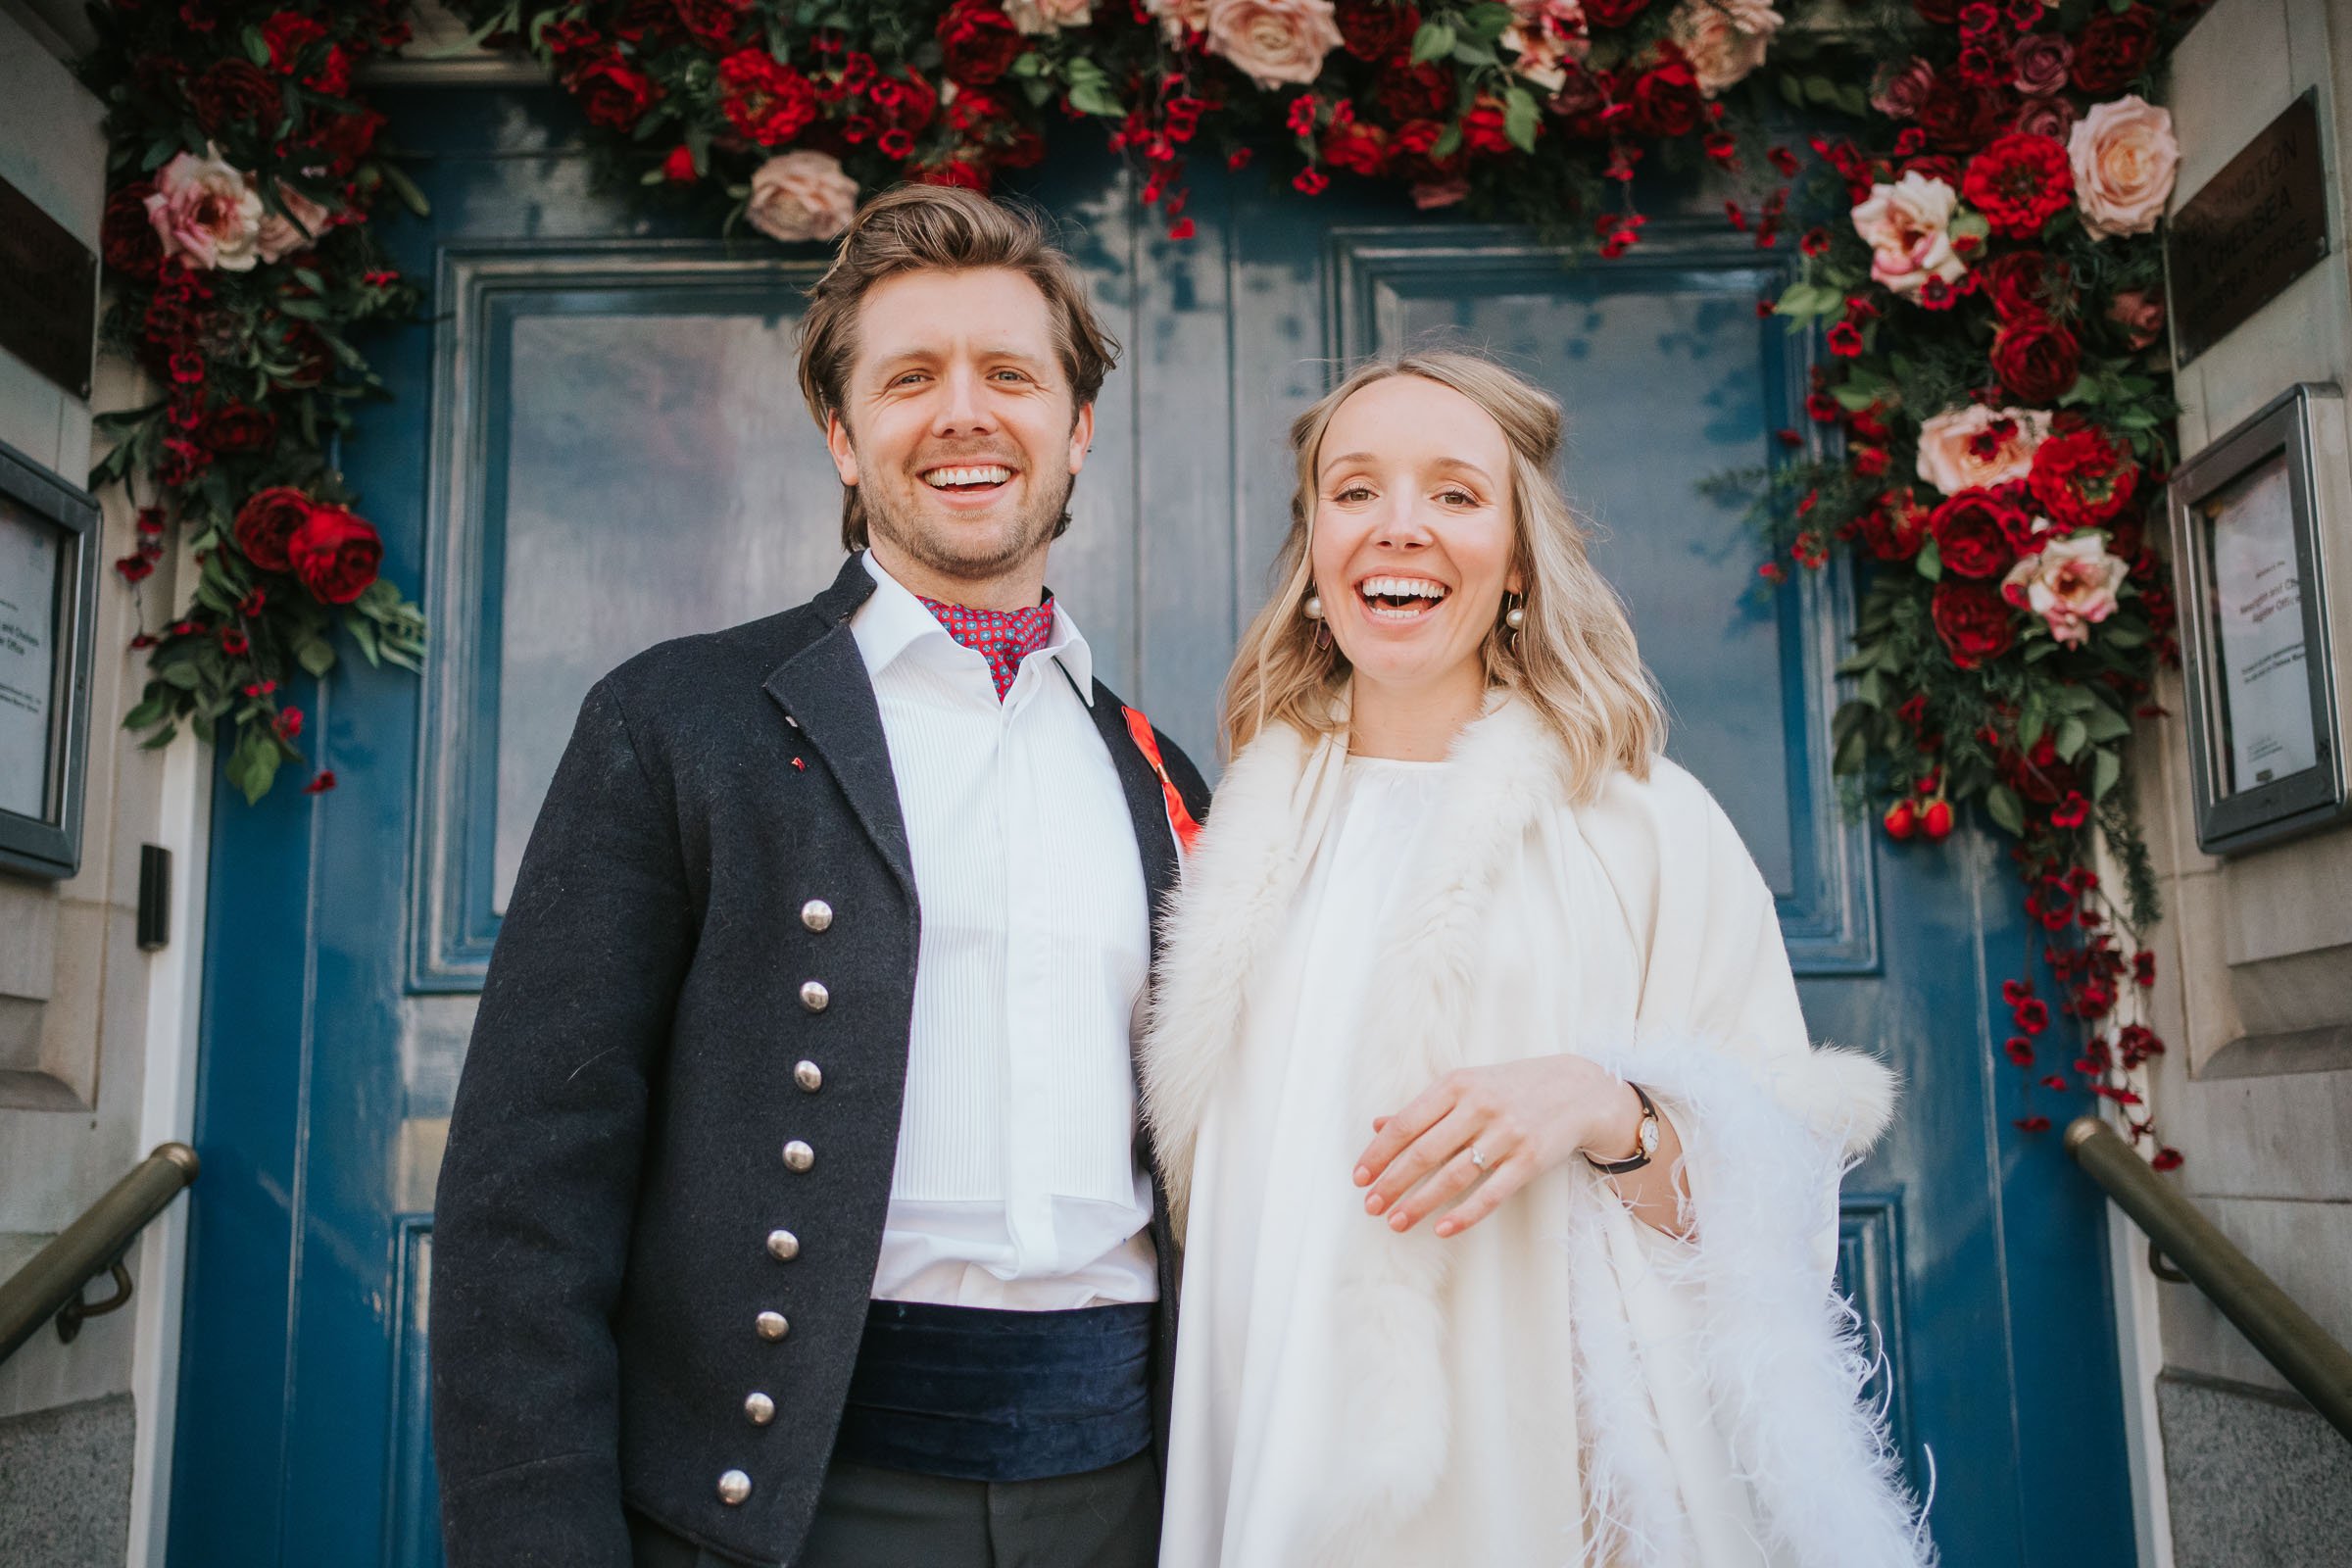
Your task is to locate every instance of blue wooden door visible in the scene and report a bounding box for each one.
[167,87,2134,1567]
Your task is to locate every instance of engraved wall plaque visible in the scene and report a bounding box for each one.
[0,174,98,400]
[2166,92,2330,367]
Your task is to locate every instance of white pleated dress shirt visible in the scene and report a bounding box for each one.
[852,552,1159,1309]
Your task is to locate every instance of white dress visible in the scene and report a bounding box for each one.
[1147,700,1929,1568]
[1160,753,1598,1567]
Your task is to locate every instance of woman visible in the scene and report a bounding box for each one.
[1146,352,1932,1567]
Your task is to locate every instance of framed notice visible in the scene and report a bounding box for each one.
[2167,384,2349,855]
[0,436,99,880]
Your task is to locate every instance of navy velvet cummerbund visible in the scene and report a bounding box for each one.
[830,1299,1157,1482]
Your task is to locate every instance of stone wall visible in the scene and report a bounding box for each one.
[2142,0,2352,1559]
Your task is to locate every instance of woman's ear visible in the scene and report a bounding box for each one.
[1507,565,1527,597]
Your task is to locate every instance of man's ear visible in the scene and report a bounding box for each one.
[1065,401,1095,478]
[825,411,859,487]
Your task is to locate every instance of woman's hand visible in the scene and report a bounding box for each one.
[1351,1055,1685,1239]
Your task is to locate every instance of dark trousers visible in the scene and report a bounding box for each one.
[628,1449,1160,1568]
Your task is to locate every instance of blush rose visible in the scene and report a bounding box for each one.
[1850,172,1968,295]
[2002,531,2129,646]
[2070,94,2179,240]
[145,147,265,272]
[1204,0,1346,88]
[1917,404,2050,495]
[746,151,861,244]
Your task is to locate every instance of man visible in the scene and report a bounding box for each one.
[431,184,1209,1568]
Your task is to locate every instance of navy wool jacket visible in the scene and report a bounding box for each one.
[430,555,1210,1568]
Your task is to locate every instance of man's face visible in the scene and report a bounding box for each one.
[826,267,1094,595]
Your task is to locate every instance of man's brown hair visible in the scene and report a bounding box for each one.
[797,183,1121,551]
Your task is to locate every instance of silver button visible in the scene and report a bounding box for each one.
[801,899,833,933]
[782,1140,814,1173]
[756,1310,790,1340]
[800,980,829,1012]
[766,1229,801,1261]
[744,1392,776,1426]
[794,1059,822,1093]
[717,1469,752,1505]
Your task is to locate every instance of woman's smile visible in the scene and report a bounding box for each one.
[1355,574,1452,623]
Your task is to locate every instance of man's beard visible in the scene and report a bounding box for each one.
[858,457,1074,588]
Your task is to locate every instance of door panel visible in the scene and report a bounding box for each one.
[168,86,2132,1568]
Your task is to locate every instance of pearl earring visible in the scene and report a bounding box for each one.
[1501,591,1526,656]
[1303,592,1324,620]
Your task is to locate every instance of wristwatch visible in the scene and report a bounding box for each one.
[1586,1082,1662,1176]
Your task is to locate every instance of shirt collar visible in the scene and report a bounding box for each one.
[853,551,1094,703]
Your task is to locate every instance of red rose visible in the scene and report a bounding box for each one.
[1458,96,1516,154]
[1990,318,2081,402]
[1915,75,2004,152]
[1857,489,1930,561]
[287,503,383,604]
[568,54,662,131]
[2028,425,2139,527]
[1583,0,1652,24]
[1629,60,1701,139]
[102,182,163,279]
[1336,0,1420,60]
[261,12,328,72]
[878,69,940,134]
[717,49,817,146]
[1977,249,2064,319]
[1962,133,2074,238]
[303,107,386,175]
[189,59,283,136]
[1322,118,1391,176]
[1932,579,2018,668]
[914,159,990,190]
[938,1,1022,85]
[234,486,313,572]
[1928,489,2022,578]
[203,402,278,455]
[2070,5,2157,96]
[662,144,697,182]
[673,0,754,48]
[1375,60,1451,122]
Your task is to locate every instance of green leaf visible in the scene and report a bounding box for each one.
[123,695,172,731]
[1834,726,1869,776]
[2082,703,2134,742]
[1915,536,1942,580]
[345,612,382,666]
[1431,122,1462,160]
[1986,783,2027,836]
[1410,20,1458,64]
[1460,2,1516,44]
[2092,747,2123,800]
[295,637,336,678]
[376,159,432,220]
[2020,703,2045,750]
[242,24,271,68]
[2055,714,2088,760]
[1502,86,1540,154]
[1067,80,1123,118]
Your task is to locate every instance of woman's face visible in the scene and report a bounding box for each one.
[1309,375,1522,699]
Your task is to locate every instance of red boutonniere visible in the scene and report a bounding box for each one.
[1120,706,1202,858]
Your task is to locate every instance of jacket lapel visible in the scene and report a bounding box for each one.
[761,557,917,906]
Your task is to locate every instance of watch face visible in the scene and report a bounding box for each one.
[1639,1119,1660,1156]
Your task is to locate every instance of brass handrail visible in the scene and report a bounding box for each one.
[2067,1116,2352,1441]
[0,1142,199,1367]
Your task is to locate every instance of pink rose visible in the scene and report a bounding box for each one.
[1005,0,1094,31]
[1503,0,1592,94]
[144,147,264,272]
[1850,173,1968,295]
[2010,33,2070,97]
[1667,0,1781,97]
[1203,0,1345,88]
[2108,288,2166,351]
[746,151,861,244]
[2070,94,2179,240]
[2001,530,2128,646]
[255,182,333,264]
[1870,57,1935,120]
[1411,176,1471,209]
[1916,404,2051,496]
[1145,0,1209,38]
[2012,96,2077,141]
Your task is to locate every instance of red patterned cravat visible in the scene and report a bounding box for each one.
[916,594,1057,701]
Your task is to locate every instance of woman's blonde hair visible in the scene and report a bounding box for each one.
[1221,350,1664,797]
